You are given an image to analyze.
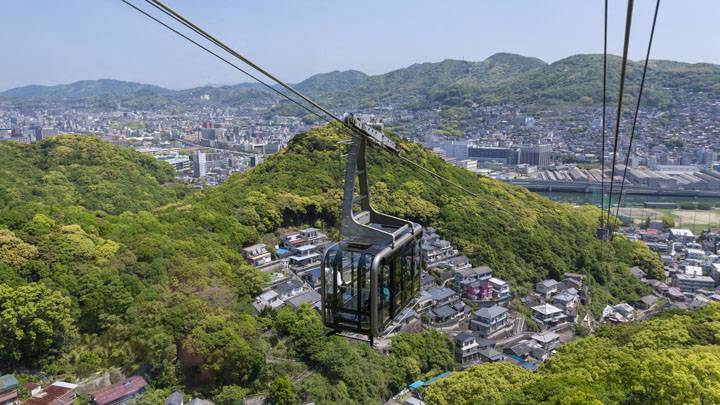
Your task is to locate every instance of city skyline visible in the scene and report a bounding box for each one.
[3,0,720,91]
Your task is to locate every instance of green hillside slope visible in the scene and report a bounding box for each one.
[0,135,187,215]
[326,54,720,110]
[295,70,369,94]
[424,303,720,404]
[0,79,172,99]
[0,131,661,402]
[197,124,659,307]
[4,54,717,112]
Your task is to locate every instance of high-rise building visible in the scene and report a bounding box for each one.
[201,127,226,141]
[697,148,716,166]
[250,155,264,167]
[468,147,517,165]
[193,151,207,178]
[518,144,552,167]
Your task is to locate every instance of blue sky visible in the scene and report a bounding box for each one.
[2,0,719,91]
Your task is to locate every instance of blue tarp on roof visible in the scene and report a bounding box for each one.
[0,374,18,392]
[426,371,452,384]
[409,371,452,391]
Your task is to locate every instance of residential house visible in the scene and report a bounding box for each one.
[552,288,580,317]
[165,392,184,405]
[478,347,505,363]
[421,273,435,289]
[454,266,493,287]
[428,287,460,308]
[252,290,283,312]
[241,243,272,267]
[562,272,585,286]
[92,376,147,405]
[488,277,511,302]
[288,244,321,273]
[691,294,711,309]
[437,255,472,272]
[272,278,305,301]
[635,295,658,310]
[603,303,636,323]
[280,231,306,250]
[395,307,419,325]
[614,303,636,321]
[465,277,510,304]
[415,291,435,312]
[465,280,492,302]
[454,331,482,365]
[531,331,561,351]
[665,286,686,301]
[299,267,322,289]
[470,305,510,337]
[0,375,18,405]
[506,340,533,360]
[286,289,321,310]
[299,227,328,246]
[531,303,566,327]
[421,227,458,264]
[24,382,77,405]
[535,279,560,298]
[428,302,466,324]
[630,266,647,280]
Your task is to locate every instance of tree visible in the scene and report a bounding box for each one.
[423,363,536,405]
[0,229,37,268]
[0,283,76,366]
[266,376,296,405]
[214,385,248,405]
[180,313,264,387]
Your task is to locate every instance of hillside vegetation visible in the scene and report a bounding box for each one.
[4,53,717,111]
[424,303,720,405]
[0,130,661,402]
[201,124,659,307]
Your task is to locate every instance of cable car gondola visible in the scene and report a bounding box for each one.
[320,114,423,340]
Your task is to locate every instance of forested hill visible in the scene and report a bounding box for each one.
[0,130,659,402]
[3,53,718,110]
[196,124,660,308]
[0,79,172,100]
[321,53,720,110]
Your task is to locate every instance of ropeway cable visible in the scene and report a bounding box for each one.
[612,0,661,226]
[121,0,491,200]
[604,0,635,234]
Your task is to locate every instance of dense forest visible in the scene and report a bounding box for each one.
[424,303,720,404]
[0,127,663,403]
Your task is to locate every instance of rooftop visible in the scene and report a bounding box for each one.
[0,375,18,392]
[474,304,508,319]
[24,382,78,405]
[92,376,147,405]
[531,303,563,315]
[531,331,560,344]
[429,287,456,301]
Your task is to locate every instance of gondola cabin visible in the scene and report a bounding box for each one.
[321,114,423,338]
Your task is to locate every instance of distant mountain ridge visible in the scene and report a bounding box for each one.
[295,70,368,93]
[0,78,172,99]
[2,53,718,109]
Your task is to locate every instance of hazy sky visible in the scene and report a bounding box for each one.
[3,0,719,91]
